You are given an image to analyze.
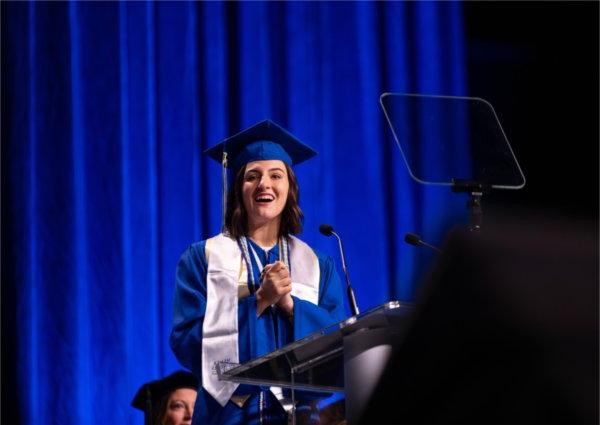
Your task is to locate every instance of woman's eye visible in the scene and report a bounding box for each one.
[170,402,184,410]
[271,174,282,180]
[244,175,257,182]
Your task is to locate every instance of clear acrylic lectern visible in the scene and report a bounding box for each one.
[217,301,414,425]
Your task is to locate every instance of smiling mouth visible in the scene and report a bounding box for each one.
[255,194,275,203]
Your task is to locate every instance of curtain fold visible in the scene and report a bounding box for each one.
[2,1,467,423]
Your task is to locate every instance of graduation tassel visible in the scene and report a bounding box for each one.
[221,151,228,233]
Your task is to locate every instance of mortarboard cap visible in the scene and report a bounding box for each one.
[204,119,317,172]
[131,370,198,425]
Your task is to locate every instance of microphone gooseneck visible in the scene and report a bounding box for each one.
[404,233,421,246]
[319,223,360,316]
[403,232,442,254]
[319,224,334,236]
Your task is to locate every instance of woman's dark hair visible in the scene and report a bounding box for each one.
[153,394,169,425]
[225,162,303,239]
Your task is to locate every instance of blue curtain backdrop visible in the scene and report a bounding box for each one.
[2,1,467,423]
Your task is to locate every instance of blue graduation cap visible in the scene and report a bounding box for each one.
[204,119,317,172]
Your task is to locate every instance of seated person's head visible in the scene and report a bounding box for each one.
[132,370,198,425]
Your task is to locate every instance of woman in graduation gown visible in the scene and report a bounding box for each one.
[170,120,347,425]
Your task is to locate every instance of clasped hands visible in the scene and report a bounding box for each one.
[255,260,294,318]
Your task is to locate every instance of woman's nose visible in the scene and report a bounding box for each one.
[258,175,271,188]
[184,406,193,419]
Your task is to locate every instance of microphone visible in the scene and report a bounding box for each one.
[404,232,442,254]
[319,224,360,316]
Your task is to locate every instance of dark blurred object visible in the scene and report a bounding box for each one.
[132,370,198,425]
[295,397,346,425]
[361,210,598,424]
[318,397,347,425]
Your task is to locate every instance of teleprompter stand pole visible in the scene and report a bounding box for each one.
[452,180,491,232]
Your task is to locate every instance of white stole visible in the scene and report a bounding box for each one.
[202,233,320,406]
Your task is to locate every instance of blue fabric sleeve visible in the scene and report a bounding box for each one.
[169,241,262,384]
[169,241,208,376]
[293,254,347,340]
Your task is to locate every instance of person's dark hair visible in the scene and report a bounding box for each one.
[225,163,303,238]
[153,394,169,425]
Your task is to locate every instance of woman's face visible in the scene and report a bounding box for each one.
[242,160,290,229]
[162,388,197,425]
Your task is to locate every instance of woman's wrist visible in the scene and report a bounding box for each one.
[277,294,294,316]
[255,289,270,316]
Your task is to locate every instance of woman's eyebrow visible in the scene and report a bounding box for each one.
[245,167,286,174]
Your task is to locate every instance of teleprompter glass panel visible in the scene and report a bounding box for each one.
[380,93,525,189]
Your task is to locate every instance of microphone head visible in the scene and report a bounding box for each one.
[319,224,334,236]
[404,233,422,246]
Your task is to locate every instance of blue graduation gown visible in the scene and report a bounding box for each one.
[170,237,346,425]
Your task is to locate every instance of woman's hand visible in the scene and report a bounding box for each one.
[256,261,292,316]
